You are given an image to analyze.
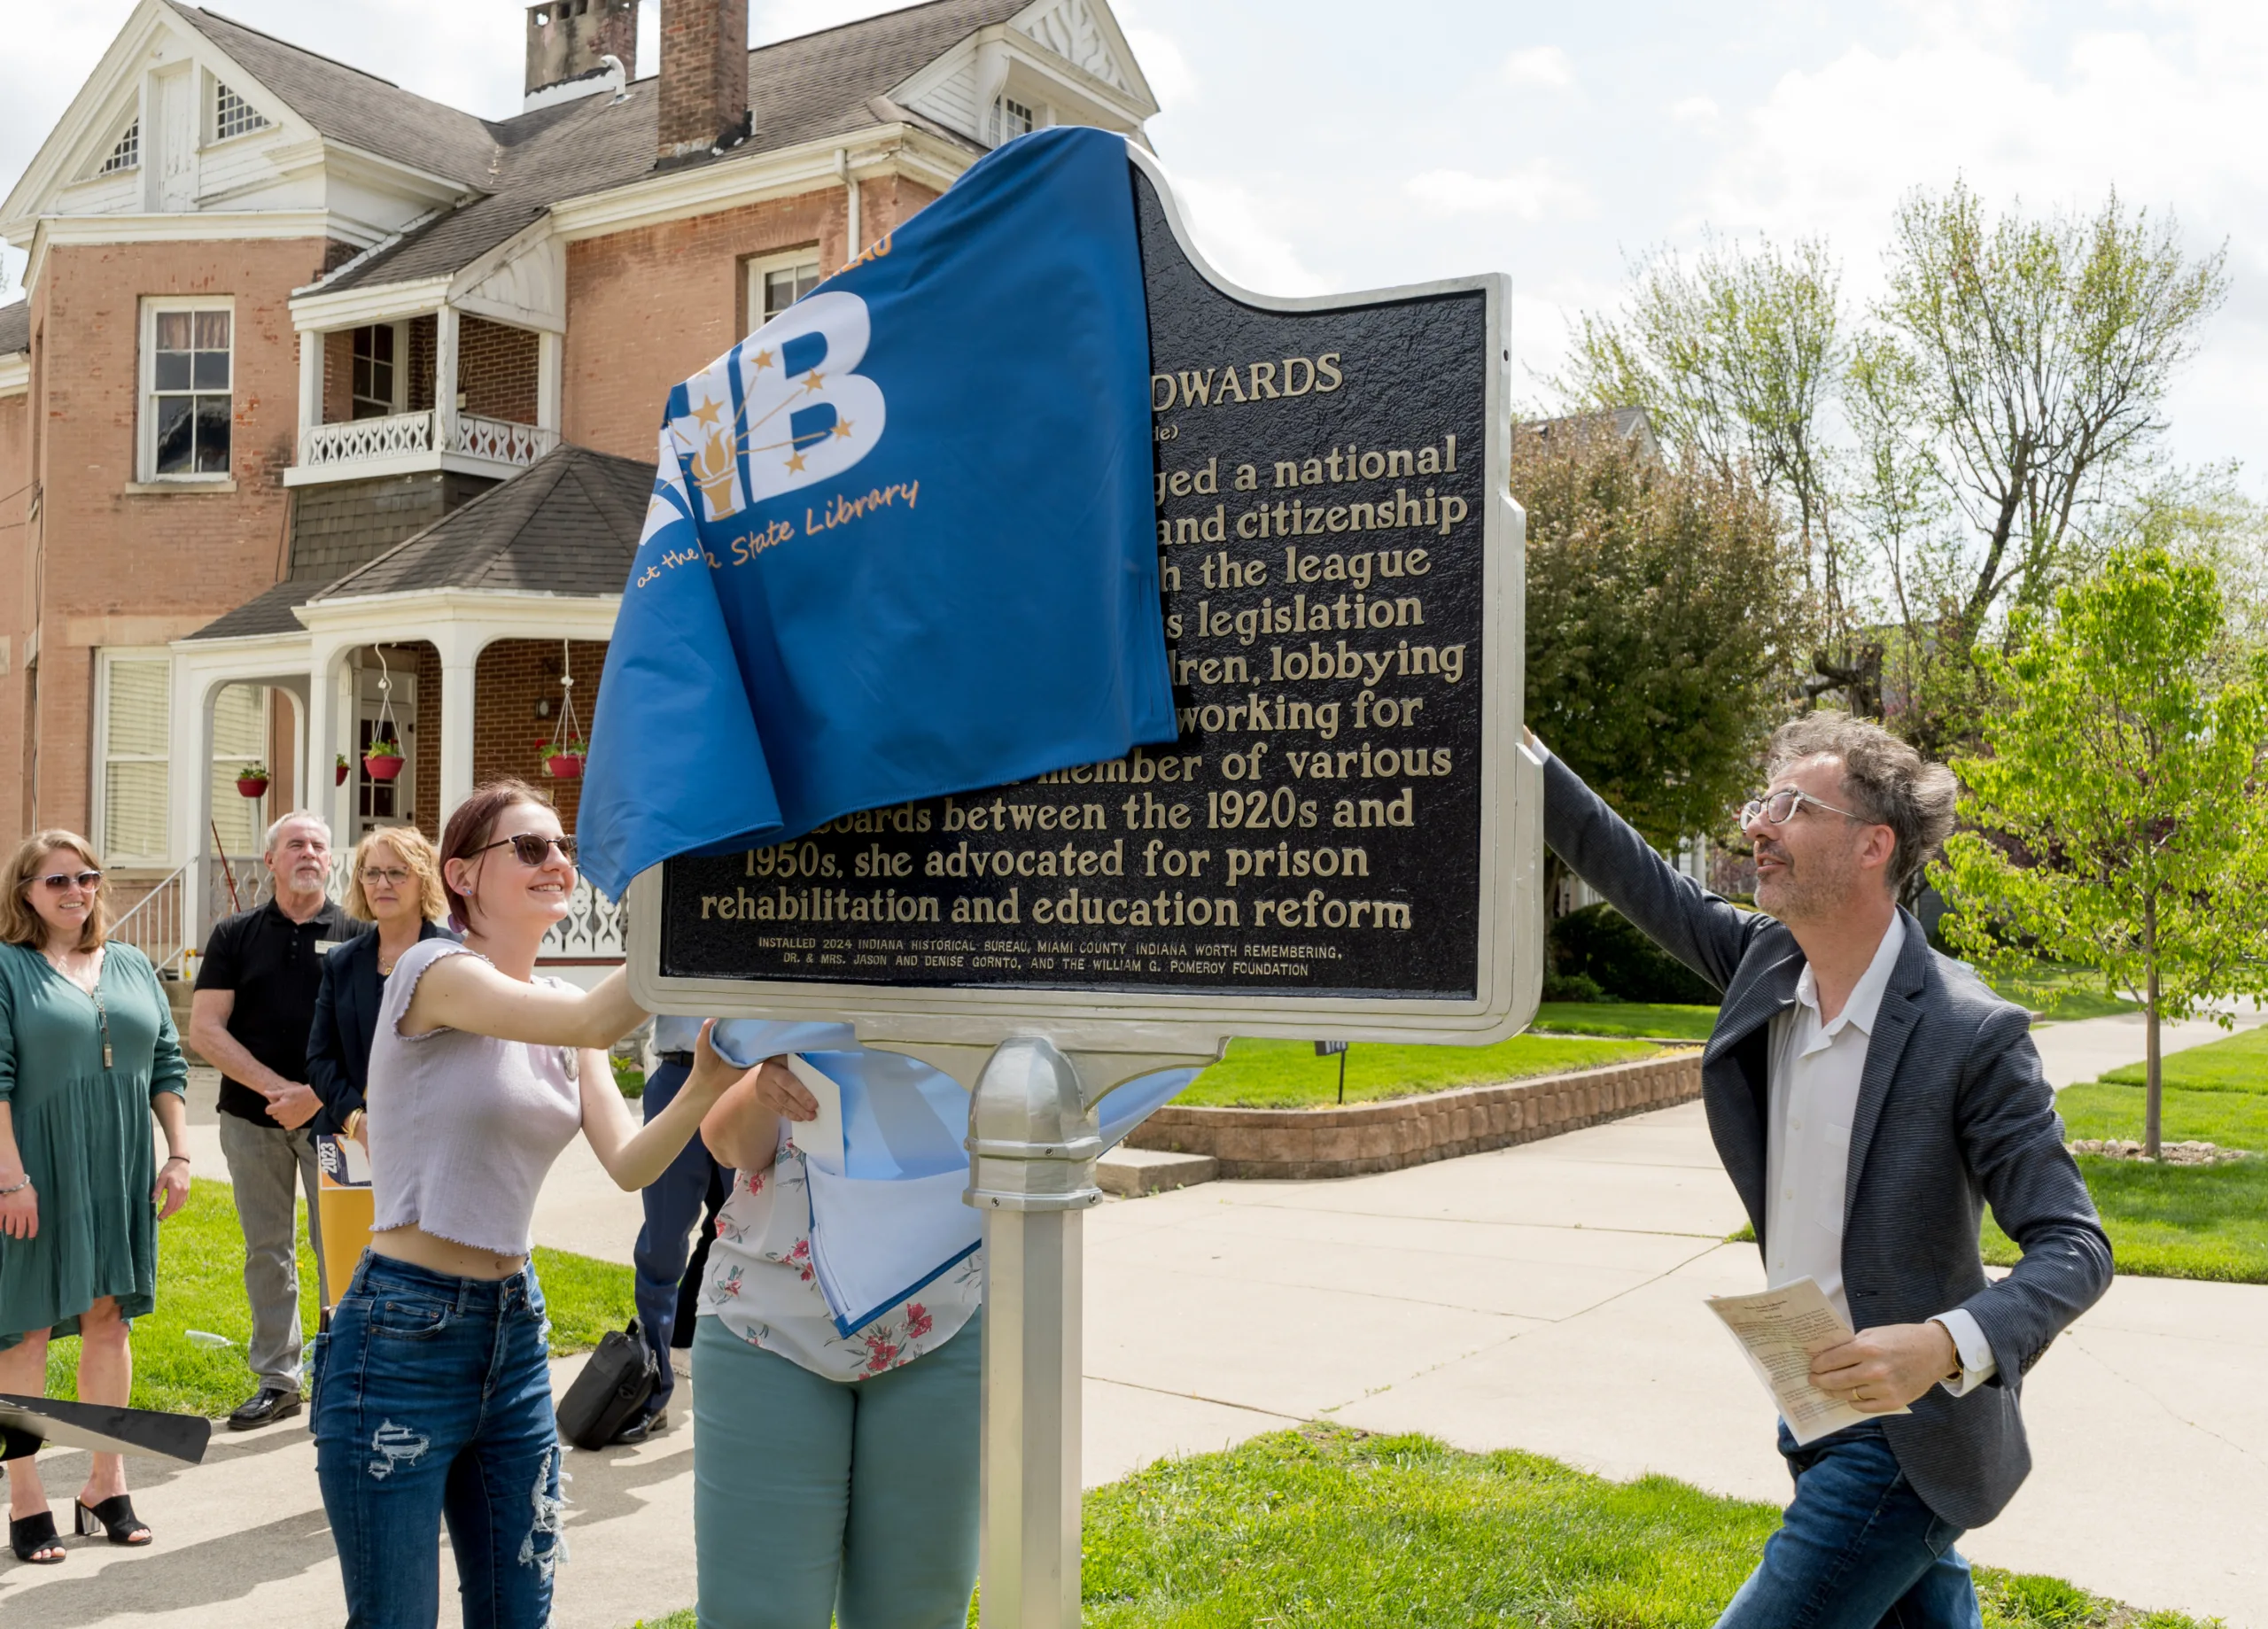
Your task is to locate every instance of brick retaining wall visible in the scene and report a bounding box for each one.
[1122,1051,1704,1181]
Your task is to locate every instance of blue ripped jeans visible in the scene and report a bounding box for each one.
[1715,1421,1982,1629]
[313,1253,564,1629]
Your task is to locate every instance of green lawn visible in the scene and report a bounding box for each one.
[1985,963,2140,1023]
[623,1426,2206,1629]
[2057,1079,2268,1149]
[1177,1035,1661,1110]
[2102,1024,2268,1093]
[41,1178,636,1416]
[1533,1000,1720,1040]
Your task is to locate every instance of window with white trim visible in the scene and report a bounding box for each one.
[747,253,820,332]
[214,81,268,143]
[993,96,1035,143]
[100,121,139,175]
[142,299,232,480]
[99,655,172,864]
[209,684,269,856]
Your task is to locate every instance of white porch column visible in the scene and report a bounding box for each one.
[298,330,322,462]
[436,626,483,823]
[306,642,344,842]
[435,305,461,456]
[537,330,563,434]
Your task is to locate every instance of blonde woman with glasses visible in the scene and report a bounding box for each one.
[306,828,454,1149]
[0,832,190,1563]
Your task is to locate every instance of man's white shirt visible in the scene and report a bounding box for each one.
[1766,911,1996,1396]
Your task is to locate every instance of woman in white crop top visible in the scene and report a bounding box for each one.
[310,781,758,1629]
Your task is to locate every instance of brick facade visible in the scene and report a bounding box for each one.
[471,638,610,833]
[458,316,540,425]
[562,176,938,460]
[0,237,329,855]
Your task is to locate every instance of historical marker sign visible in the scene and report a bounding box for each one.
[629,147,1540,1054]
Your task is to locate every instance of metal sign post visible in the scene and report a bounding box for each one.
[627,142,1534,1626]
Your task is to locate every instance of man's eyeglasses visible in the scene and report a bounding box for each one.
[362,867,414,888]
[34,870,102,893]
[1740,788,1866,827]
[471,834,578,867]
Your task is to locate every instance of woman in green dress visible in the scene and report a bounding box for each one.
[0,830,191,1564]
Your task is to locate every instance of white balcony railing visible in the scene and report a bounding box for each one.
[297,410,560,476]
[540,874,626,963]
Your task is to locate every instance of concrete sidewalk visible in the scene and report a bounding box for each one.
[2031,1002,2268,1088]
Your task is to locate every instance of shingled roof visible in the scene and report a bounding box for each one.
[311,443,655,601]
[249,0,1024,296]
[171,5,511,194]
[0,302,27,357]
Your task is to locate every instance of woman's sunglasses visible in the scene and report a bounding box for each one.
[470,834,578,867]
[35,870,102,893]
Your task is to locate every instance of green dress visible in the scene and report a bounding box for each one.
[0,939,188,1347]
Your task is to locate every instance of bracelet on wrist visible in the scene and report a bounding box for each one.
[0,1175,29,1198]
[162,1154,190,1167]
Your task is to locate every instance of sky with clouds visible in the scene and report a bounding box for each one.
[7,0,2265,481]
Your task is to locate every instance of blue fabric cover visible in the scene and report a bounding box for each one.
[579,127,1171,896]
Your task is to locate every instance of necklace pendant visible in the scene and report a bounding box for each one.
[103,1043,114,1068]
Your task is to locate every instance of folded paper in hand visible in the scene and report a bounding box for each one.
[1705,1276,1911,1447]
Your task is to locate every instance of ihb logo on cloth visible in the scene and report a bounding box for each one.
[672,292,889,524]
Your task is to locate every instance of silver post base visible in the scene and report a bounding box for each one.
[979,1206,1083,1628]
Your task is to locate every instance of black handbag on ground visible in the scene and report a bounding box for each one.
[555,1320,658,1450]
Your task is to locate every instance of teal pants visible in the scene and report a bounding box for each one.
[691,1313,981,1629]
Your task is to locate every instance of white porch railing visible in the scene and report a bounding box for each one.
[297,410,559,474]
[541,875,626,962]
[300,409,436,468]
[456,414,560,467]
[113,864,193,977]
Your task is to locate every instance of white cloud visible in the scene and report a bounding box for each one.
[1164,175,1333,298]
[1668,95,1719,123]
[1500,46,1574,89]
[1404,164,1591,221]
[1123,27,1196,111]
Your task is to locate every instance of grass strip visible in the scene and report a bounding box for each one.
[40,1177,636,1416]
[625,1426,2208,1629]
[1985,1153,2268,1285]
[2056,1080,2268,1150]
[1986,964,2140,1023]
[2101,1024,2268,1094]
[1176,1035,1658,1110]
[1532,1000,1720,1040]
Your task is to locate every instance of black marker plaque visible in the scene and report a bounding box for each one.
[657,164,1492,1002]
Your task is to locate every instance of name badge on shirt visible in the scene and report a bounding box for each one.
[315,941,338,955]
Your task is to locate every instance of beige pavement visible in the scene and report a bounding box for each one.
[76,1060,2268,1626]
[2030,1002,2268,1088]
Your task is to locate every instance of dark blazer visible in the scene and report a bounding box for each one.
[305,919,454,1136]
[1544,753,2111,1529]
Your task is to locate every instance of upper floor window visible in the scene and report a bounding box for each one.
[214,82,269,143]
[100,121,139,175]
[995,97,1035,143]
[142,301,232,480]
[352,324,399,419]
[750,255,821,331]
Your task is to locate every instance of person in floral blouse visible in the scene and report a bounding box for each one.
[694,1031,982,1629]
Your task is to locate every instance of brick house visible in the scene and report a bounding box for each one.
[0,0,1158,974]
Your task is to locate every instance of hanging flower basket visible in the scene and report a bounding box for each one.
[236,764,271,799]
[364,740,405,781]
[544,736,589,780]
[335,753,351,787]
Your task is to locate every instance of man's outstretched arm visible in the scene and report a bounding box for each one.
[1534,737,1759,996]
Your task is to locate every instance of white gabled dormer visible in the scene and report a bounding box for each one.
[0,0,483,297]
[896,0,1158,149]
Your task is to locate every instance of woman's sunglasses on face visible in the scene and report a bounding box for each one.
[35,870,102,893]
[470,834,578,867]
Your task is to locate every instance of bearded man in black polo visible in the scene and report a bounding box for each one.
[190,811,357,1430]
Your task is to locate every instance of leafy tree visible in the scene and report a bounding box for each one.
[1934,547,2268,1158]
[1518,418,1806,852]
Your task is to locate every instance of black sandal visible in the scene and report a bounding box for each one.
[9,1509,65,1563]
[74,1494,150,1546]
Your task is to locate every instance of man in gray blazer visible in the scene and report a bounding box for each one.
[1537,712,2110,1628]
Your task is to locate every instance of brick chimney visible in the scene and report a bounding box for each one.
[658,0,750,163]
[524,0,638,100]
